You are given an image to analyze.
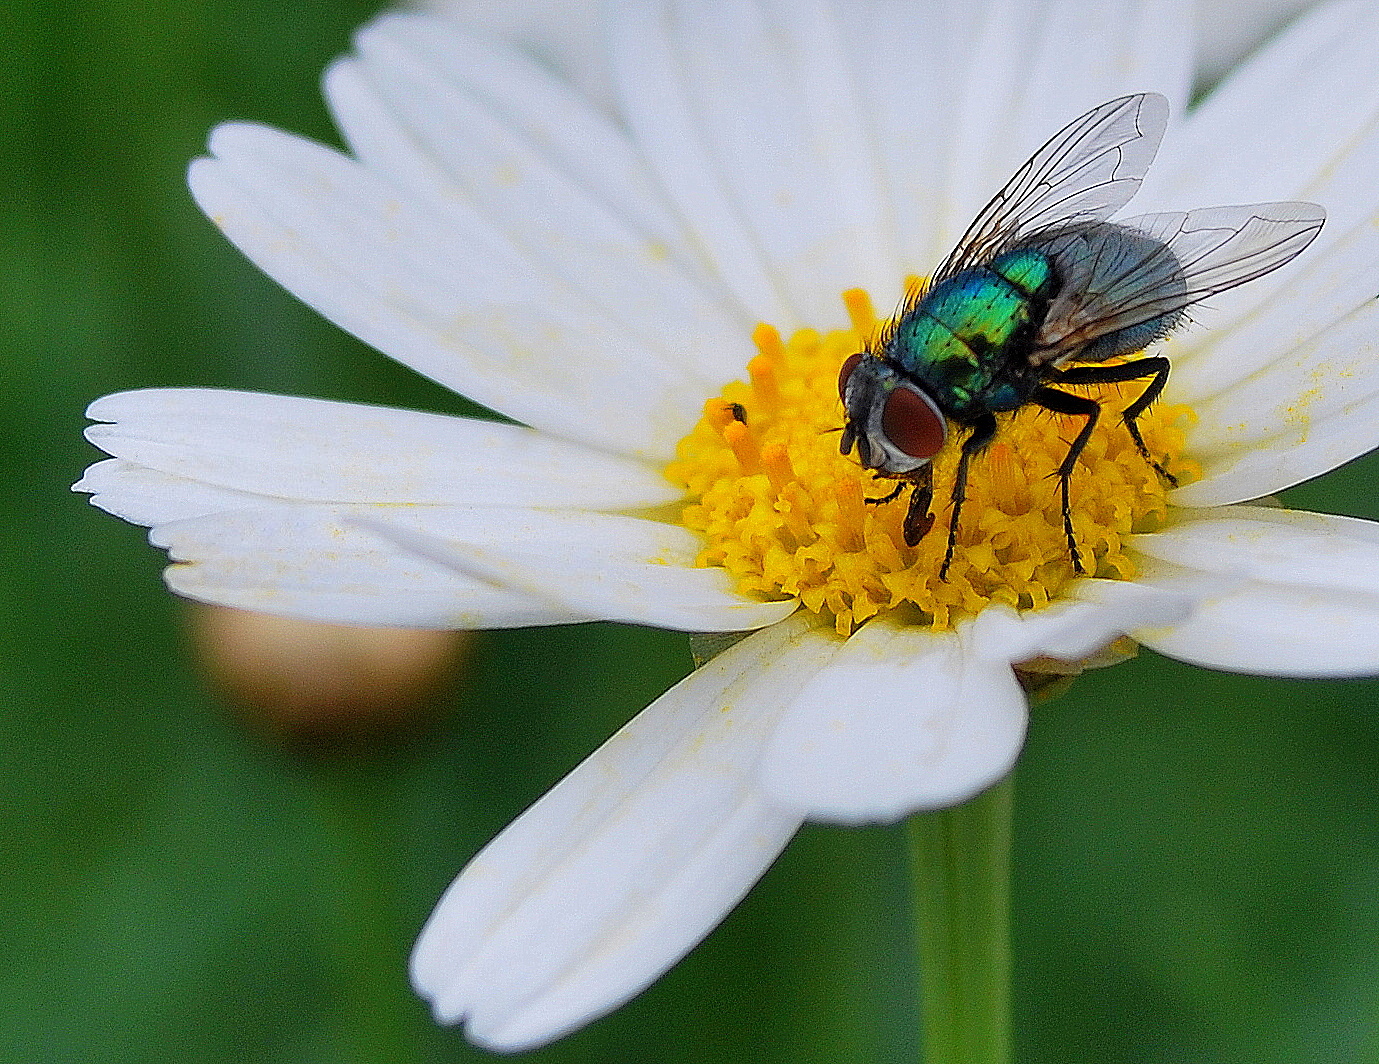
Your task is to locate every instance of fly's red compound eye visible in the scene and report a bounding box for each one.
[882,385,946,459]
[837,353,864,399]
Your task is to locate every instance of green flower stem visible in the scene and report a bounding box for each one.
[311,758,431,1064]
[906,775,1014,1064]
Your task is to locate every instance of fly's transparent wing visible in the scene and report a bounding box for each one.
[1033,202,1326,362]
[933,93,1169,283]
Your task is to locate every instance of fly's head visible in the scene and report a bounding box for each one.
[837,353,947,475]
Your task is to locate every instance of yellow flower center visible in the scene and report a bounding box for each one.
[665,289,1200,636]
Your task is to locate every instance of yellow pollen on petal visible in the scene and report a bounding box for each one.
[664,290,1200,636]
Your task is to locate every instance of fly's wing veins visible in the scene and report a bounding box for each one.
[934,92,1169,283]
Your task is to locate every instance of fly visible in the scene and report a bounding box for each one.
[838,92,1324,577]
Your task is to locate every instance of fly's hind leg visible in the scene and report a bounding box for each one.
[1054,356,1177,486]
[1030,387,1101,574]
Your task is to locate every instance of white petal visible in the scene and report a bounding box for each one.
[330,16,754,386]
[1145,3,1379,461]
[946,0,1193,240]
[1025,0,1193,123]
[1141,0,1379,212]
[346,13,695,268]
[358,513,798,633]
[609,0,799,325]
[81,434,778,632]
[972,577,1200,661]
[85,388,680,510]
[152,504,585,629]
[76,459,259,527]
[411,614,830,1050]
[423,0,614,112]
[1160,123,1379,416]
[830,0,967,273]
[188,123,715,462]
[1138,0,1379,361]
[854,0,1193,269]
[1169,300,1379,506]
[757,0,904,298]
[1195,0,1321,86]
[76,460,590,629]
[1132,505,1379,675]
[1163,201,1379,490]
[759,615,1026,824]
[611,0,1192,321]
[759,579,1197,825]
[622,0,893,319]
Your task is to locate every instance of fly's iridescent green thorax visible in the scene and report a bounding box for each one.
[891,249,1055,418]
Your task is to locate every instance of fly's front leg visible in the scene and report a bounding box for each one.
[902,464,935,545]
[864,468,933,542]
[939,413,997,580]
[866,481,906,507]
[1054,356,1176,485]
[1031,387,1100,574]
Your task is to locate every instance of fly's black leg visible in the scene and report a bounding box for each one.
[939,413,997,579]
[1053,357,1177,486]
[902,464,935,545]
[866,482,906,506]
[865,468,933,542]
[1118,357,1177,486]
[1031,387,1101,574]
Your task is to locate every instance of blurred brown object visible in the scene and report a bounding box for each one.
[189,604,471,745]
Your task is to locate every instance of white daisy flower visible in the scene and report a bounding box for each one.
[76,0,1379,1051]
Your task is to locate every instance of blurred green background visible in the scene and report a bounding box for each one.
[7,1,1379,1062]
